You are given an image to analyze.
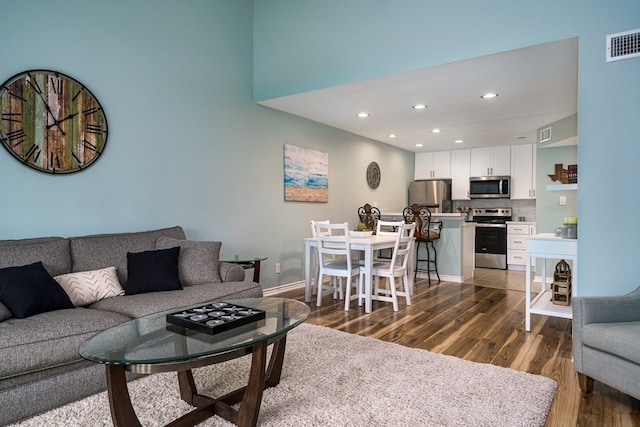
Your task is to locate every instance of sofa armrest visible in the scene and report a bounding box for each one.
[220,262,245,282]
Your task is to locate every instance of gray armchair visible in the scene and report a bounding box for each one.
[572,287,640,400]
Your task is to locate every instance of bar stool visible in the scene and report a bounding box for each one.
[357,203,381,232]
[402,204,442,285]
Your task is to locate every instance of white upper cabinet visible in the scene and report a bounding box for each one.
[510,144,537,199]
[470,146,511,176]
[451,149,471,200]
[415,151,451,179]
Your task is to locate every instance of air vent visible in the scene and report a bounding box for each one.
[539,127,552,143]
[607,29,640,62]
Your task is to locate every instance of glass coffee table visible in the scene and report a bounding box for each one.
[80,297,309,427]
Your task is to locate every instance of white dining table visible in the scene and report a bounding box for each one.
[304,235,414,313]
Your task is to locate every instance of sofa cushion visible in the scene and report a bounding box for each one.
[582,321,640,365]
[155,237,223,285]
[0,238,71,277]
[89,280,263,318]
[54,267,125,306]
[0,262,74,318]
[69,226,186,286]
[0,307,130,380]
[125,247,182,295]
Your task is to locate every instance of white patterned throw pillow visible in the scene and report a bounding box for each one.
[54,267,124,306]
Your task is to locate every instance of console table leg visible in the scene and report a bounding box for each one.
[106,364,142,427]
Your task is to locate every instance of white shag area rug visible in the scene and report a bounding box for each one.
[10,323,556,427]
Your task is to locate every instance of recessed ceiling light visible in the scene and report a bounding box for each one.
[356,112,370,118]
[415,143,423,147]
[388,134,397,138]
[455,139,464,144]
[413,104,427,110]
[431,128,441,133]
[481,92,498,99]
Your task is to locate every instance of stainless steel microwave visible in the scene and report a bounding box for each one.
[469,176,510,199]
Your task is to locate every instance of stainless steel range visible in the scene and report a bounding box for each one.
[472,207,512,270]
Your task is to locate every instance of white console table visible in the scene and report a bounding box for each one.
[525,233,577,331]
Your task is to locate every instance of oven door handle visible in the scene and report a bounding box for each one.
[474,223,507,228]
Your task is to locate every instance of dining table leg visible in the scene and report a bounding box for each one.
[364,246,373,313]
[304,240,312,302]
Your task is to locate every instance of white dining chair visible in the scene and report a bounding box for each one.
[310,219,331,296]
[315,222,361,310]
[362,221,416,311]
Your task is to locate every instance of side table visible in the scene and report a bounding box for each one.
[221,256,267,283]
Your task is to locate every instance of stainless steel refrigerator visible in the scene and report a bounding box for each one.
[408,179,452,213]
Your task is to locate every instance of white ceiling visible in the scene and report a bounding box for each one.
[259,38,578,153]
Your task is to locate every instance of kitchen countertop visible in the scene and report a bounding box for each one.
[527,233,577,241]
[382,212,466,218]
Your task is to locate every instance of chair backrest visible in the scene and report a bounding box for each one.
[310,219,331,238]
[402,204,441,240]
[397,222,416,269]
[357,203,381,232]
[376,220,404,236]
[315,222,352,266]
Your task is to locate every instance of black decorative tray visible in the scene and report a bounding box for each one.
[166,302,266,335]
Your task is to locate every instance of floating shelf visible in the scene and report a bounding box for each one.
[546,183,577,191]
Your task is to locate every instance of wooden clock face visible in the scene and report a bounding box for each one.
[366,161,381,189]
[0,70,108,174]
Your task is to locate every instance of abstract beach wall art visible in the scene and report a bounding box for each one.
[283,144,328,202]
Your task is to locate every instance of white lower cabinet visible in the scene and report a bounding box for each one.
[507,222,536,270]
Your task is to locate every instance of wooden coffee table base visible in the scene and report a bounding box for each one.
[105,335,287,427]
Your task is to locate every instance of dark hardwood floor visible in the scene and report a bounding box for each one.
[272,269,640,427]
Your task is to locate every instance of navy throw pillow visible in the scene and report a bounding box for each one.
[0,261,74,318]
[126,247,182,295]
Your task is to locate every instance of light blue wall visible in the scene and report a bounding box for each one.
[254,1,640,296]
[536,146,578,234]
[0,0,414,289]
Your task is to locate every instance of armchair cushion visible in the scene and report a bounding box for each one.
[581,321,640,364]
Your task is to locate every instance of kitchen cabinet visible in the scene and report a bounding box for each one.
[470,146,510,176]
[450,149,471,200]
[507,222,536,270]
[415,151,451,179]
[524,234,577,331]
[510,144,536,199]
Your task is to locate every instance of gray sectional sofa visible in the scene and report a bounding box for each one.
[0,226,263,426]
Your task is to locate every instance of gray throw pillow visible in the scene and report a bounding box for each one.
[156,237,222,285]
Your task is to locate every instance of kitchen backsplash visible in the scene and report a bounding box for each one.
[453,199,536,223]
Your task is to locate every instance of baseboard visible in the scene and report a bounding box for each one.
[415,272,464,283]
[263,274,467,296]
[263,281,304,296]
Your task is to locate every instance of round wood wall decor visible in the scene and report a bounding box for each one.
[0,69,108,174]
[366,161,381,189]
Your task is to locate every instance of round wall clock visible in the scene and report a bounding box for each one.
[0,69,108,174]
[366,161,381,189]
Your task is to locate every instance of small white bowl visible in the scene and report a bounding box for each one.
[350,231,373,238]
